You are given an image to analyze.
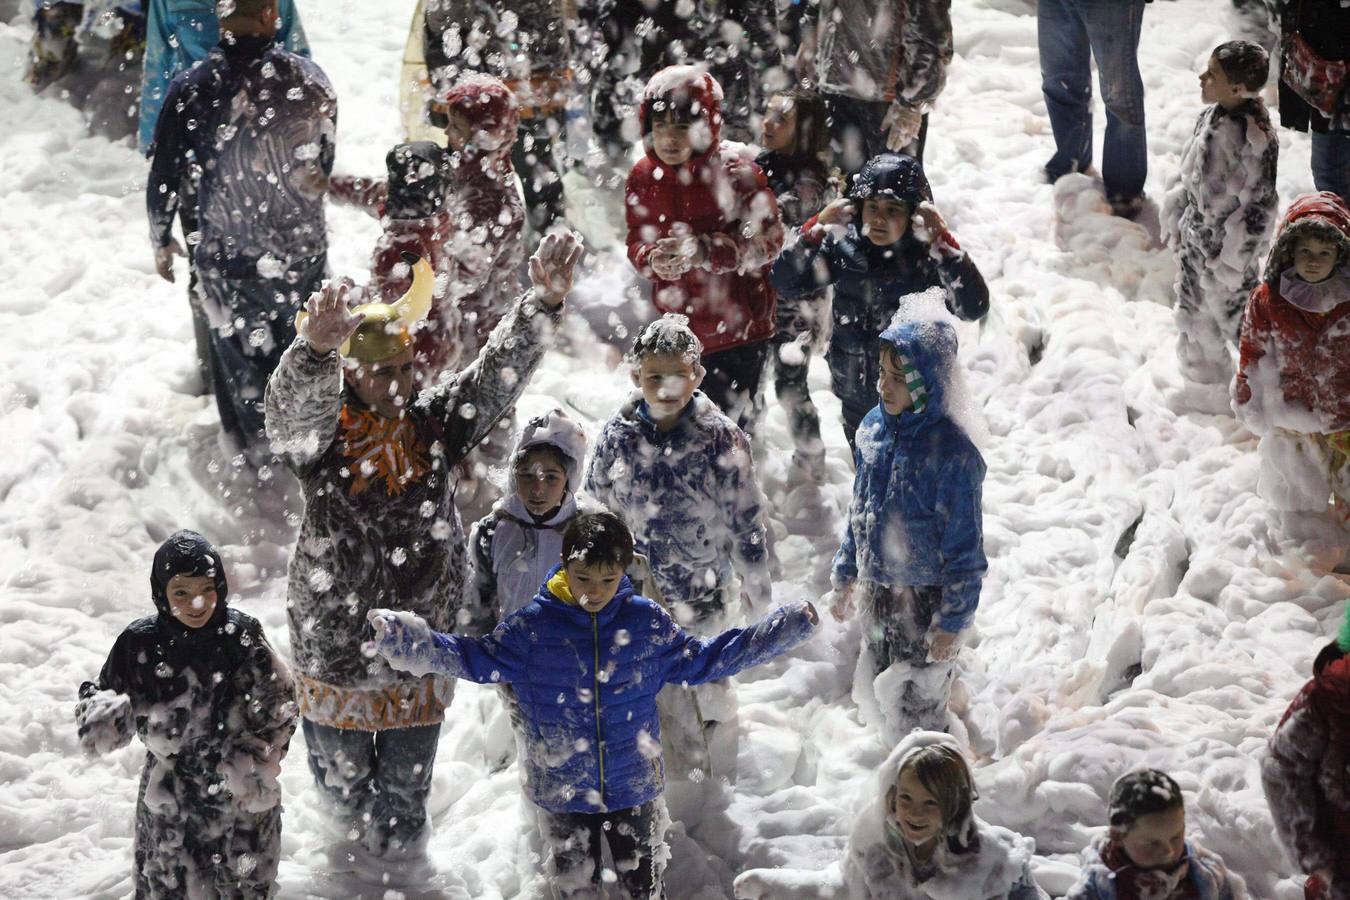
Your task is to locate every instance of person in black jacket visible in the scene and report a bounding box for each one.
[146,0,336,461]
[771,152,988,450]
[1276,0,1350,202]
[74,531,297,899]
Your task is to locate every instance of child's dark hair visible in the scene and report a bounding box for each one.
[563,512,635,571]
[1108,769,1184,832]
[626,314,703,366]
[1213,40,1270,94]
[769,88,830,161]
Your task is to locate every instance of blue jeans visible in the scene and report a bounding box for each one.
[1311,131,1350,205]
[1038,0,1148,200]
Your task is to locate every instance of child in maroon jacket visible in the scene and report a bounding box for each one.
[624,64,785,434]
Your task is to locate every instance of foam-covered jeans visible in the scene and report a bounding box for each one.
[858,584,955,745]
[538,798,668,899]
[1038,0,1148,201]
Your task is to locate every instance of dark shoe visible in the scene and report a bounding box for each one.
[1109,194,1145,220]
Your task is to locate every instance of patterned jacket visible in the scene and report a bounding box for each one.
[810,0,953,110]
[263,293,560,730]
[1065,835,1239,900]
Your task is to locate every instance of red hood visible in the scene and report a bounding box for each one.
[1315,655,1350,718]
[1280,191,1350,235]
[639,65,723,168]
[442,75,520,166]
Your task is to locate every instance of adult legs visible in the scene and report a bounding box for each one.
[702,340,771,435]
[826,329,880,453]
[1311,131,1350,203]
[369,723,442,856]
[770,330,825,478]
[824,93,894,176]
[303,719,378,836]
[1083,0,1148,203]
[1038,0,1094,182]
[512,114,568,239]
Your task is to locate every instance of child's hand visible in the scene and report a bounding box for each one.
[528,230,585,308]
[75,689,133,757]
[302,278,362,354]
[911,202,949,244]
[366,609,438,674]
[815,198,855,227]
[153,238,186,283]
[650,240,693,281]
[827,584,854,622]
[928,629,961,661]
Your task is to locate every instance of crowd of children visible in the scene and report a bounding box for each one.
[47,0,1350,897]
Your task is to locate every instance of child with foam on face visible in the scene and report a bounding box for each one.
[1262,605,1350,900]
[1232,192,1350,521]
[772,152,989,450]
[74,530,298,899]
[734,731,1046,899]
[830,315,986,745]
[625,64,786,434]
[1066,769,1242,900]
[367,512,819,899]
[1162,39,1279,387]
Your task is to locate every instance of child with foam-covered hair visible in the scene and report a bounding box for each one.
[1066,769,1242,899]
[367,511,818,898]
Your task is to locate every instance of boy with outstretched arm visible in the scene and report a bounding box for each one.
[368,512,818,898]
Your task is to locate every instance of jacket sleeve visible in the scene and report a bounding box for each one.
[373,611,531,684]
[264,338,343,472]
[422,291,562,462]
[1205,116,1279,297]
[625,166,663,278]
[136,0,175,155]
[660,600,817,687]
[216,624,299,812]
[328,175,387,218]
[1262,685,1338,874]
[732,863,848,899]
[464,515,502,636]
[934,447,987,633]
[932,230,990,321]
[146,74,190,248]
[718,428,774,614]
[770,221,834,300]
[896,0,954,111]
[701,162,785,276]
[583,426,621,514]
[831,445,864,587]
[277,0,312,57]
[74,632,137,756]
[1232,284,1272,430]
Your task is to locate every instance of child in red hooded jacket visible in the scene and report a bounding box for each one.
[1233,191,1350,521]
[625,65,785,434]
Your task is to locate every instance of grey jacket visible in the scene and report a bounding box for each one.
[812,0,952,108]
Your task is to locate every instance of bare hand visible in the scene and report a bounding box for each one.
[911,202,949,244]
[303,279,362,354]
[154,238,186,283]
[804,602,819,626]
[829,584,854,622]
[816,198,855,227]
[529,231,585,308]
[882,102,923,152]
[929,630,960,661]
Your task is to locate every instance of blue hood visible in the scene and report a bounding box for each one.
[876,316,959,433]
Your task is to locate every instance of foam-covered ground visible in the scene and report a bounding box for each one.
[1,0,1347,896]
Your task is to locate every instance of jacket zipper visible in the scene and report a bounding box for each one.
[591,612,604,801]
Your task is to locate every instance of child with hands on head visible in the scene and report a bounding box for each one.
[367,512,819,899]
[74,531,298,899]
[1066,769,1242,900]
[734,731,1046,899]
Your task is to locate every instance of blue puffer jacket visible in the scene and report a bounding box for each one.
[833,318,987,633]
[385,568,817,814]
[138,0,310,153]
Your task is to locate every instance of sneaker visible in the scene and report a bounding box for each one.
[1108,194,1145,220]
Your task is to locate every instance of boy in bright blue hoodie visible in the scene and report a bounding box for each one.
[369,511,817,898]
[830,315,986,746]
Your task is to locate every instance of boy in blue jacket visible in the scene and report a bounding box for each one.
[772,152,989,451]
[369,511,818,898]
[830,316,986,746]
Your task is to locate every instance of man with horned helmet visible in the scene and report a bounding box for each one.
[263,233,583,863]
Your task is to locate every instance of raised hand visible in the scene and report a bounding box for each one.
[302,278,362,354]
[815,197,855,227]
[882,101,924,152]
[911,201,950,244]
[528,231,585,308]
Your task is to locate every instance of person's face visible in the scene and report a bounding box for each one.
[345,347,415,418]
[1199,54,1243,107]
[632,353,702,422]
[444,109,507,158]
[892,767,944,848]
[652,115,695,166]
[514,448,569,517]
[564,559,626,613]
[1118,806,1187,870]
[1292,236,1339,283]
[861,197,911,246]
[878,350,914,416]
[165,573,219,629]
[761,96,799,154]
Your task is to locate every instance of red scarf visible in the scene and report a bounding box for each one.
[1100,839,1201,900]
[338,406,430,497]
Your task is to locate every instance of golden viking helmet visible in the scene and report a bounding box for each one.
[295,252,435,362]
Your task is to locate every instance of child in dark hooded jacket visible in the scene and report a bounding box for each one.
[773,152,989,450]
[74,530,297,899]
[830,315,986,746]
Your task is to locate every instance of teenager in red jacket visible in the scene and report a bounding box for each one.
[624,64,785,434]
[1262,606,1350,900]
[1233,192,1350,520]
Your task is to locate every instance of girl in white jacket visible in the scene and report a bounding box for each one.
[734,731,1047,899]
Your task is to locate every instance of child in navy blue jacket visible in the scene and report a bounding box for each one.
[830,317,986,747]
[772,152,989,450]
[369,512,818,898]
